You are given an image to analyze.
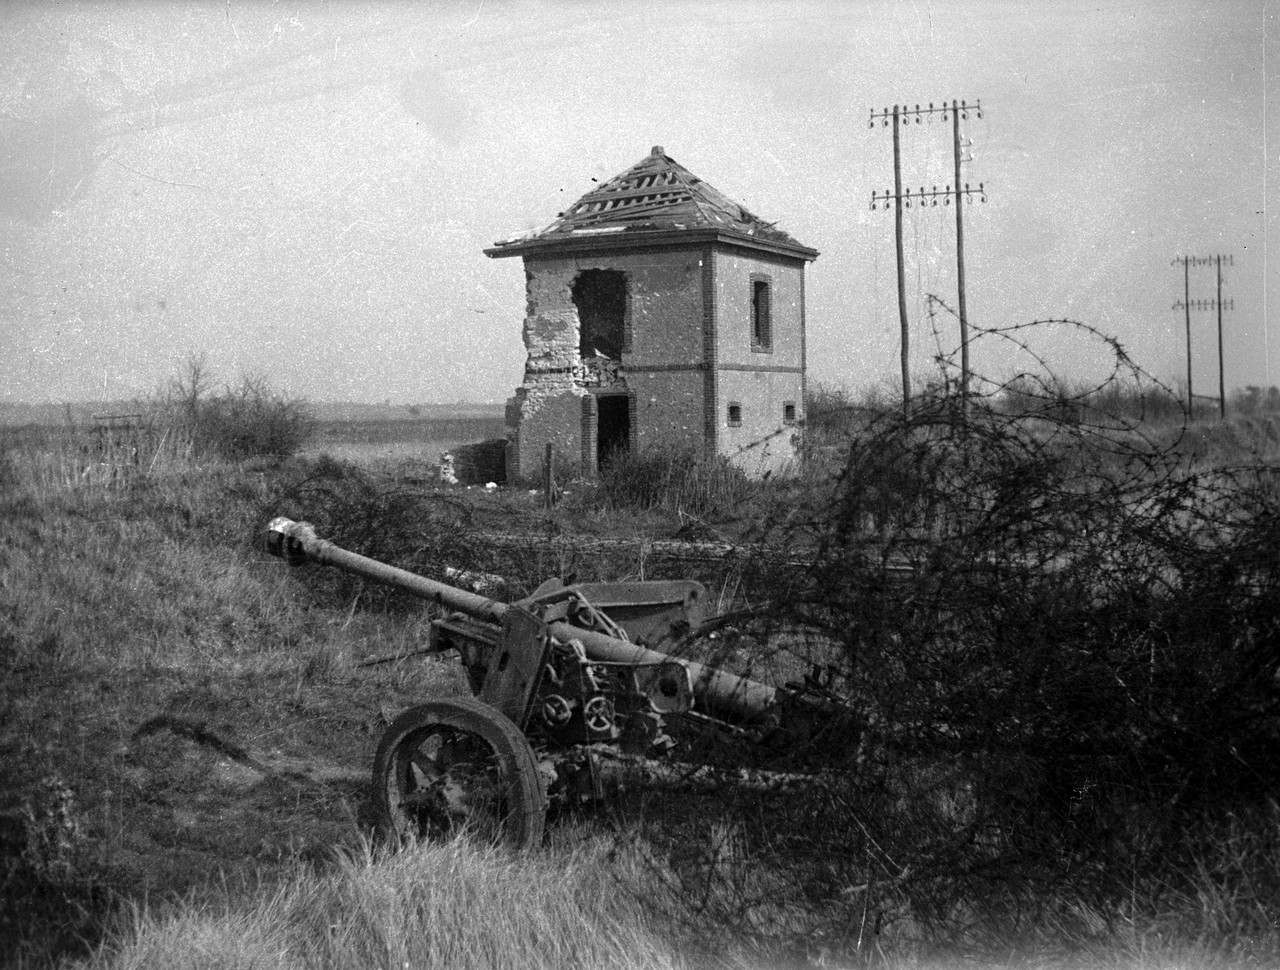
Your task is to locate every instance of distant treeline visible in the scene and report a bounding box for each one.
[312,416,506,446]
[308,401,505,423]
[0,400,505,429]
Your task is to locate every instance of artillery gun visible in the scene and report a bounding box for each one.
[265,516,845,850]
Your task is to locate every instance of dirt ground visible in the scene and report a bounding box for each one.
[0,647,469,964]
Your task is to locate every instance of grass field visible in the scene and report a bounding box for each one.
[0,415,706,969]
[2,400,1279,969]
[305,415,506,464]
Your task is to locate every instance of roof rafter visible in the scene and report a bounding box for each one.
[486,146,815,260]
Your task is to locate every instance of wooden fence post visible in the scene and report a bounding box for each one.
[543,442,556,509]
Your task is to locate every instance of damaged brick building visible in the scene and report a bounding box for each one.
[485,146,818,481]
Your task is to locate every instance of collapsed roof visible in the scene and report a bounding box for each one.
[485,146,817,261]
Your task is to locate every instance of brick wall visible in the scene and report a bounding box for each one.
[506,243,807,479]
[512,248,706,476]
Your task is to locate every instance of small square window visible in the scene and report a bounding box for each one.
[783,402,797,425]
[727,402,742,427]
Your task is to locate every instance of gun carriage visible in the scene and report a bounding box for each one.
[266,516,843,850]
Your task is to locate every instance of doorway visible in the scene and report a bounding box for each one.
[596,395,630,467]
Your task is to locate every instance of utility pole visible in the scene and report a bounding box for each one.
[1216,255,1228,419]
[1172,255,1195,411]
[1171,253,1234,419]
[873,104,908,417]
[871,101,984,417]
[952,100,971,417]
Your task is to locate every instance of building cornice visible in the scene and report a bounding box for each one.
[484,227,818,263]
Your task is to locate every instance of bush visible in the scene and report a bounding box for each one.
[729,319,1280,950]
[164,356,313,461]
[1232,384,1280,414]
[596,446,752,518]
[267,455,491,611]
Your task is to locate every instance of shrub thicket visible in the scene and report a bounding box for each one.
[596,445,753,518]
[1233,384,1280,414]
[697,317,1280,959]
[162,355,313,461]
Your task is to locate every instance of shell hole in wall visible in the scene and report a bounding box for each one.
[573,269,627,359]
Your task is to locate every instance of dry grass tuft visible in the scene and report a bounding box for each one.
[89,839,689,970]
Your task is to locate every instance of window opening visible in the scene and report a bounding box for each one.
[783,402,797,425]
[573,269,627,360]
[727,402,742,427]
[751,278,772,349]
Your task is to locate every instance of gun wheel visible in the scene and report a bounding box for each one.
[372,697,546,851]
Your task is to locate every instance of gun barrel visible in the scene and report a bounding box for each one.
[266,517,778,722]
[267,517,507,623]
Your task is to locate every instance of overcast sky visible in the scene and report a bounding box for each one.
[1,0,1275,404]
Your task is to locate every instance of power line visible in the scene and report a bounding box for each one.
[1171,253,1234,419]
[870,101,986,415]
